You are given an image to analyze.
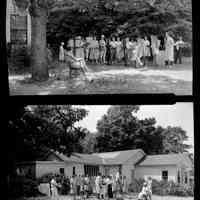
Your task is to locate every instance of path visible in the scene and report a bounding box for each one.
[9,58,192,95]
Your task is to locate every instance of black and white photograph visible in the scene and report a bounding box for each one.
[8,104,194,200]
[7,0,192,95]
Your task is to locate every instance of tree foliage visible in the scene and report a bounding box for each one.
[47,0,192,46]
[95,105,191,154]
[8,105,89,163]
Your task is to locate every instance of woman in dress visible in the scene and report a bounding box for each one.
[65,46,91,75]
[151,35,160,66]
[165,32,175,68]
[107,176,113,199]
[59,42,65,62]
[94,36,100,64]
[106,38,112,65]
[110,37,117,65]
[144,36,151,66]
[115,37,122,63]
[75,36,85,59]
[99,35,107,64]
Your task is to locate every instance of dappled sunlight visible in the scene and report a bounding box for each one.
[9,61,192,95]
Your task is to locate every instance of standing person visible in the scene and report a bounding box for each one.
[147,177,152,200]
[50,176,59,200]
[94,36,100,64]
[106,38,112,65]
[84,174,90,198]
[76,175,82,196]
[122,176,128,194]
[107,176,113,199]
[95,173,101,199]
[165,32,175,68]
[84,36,92,62]
[174,36,185,64]
[68,38,75,55]
[80,175,85,196]
[115,37,122,63]
[75,36,85,59]
[59,42,65,62]
[111,175,116,198]
[89,36,99,64]
[110,37,117,65]
[100,176,107,199]
[144,36,151,66]
[151,35,160,66]
[123,37,131,66]
[99,35,107,64]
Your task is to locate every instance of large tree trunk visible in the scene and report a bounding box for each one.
[31,6,49,81]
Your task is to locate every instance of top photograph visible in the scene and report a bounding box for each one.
[7,0,192,95]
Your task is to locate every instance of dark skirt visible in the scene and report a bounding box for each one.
[108,184,113,198]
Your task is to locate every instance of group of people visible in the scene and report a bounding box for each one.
[50,172,128,200]
[59,32,186,69]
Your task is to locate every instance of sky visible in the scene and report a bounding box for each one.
[75,103,194,153]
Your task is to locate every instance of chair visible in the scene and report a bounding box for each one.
[66,58,86,79]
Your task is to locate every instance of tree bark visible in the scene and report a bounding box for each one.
[31,5,49,81]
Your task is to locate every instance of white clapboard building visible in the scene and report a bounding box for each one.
[17,149,193,187]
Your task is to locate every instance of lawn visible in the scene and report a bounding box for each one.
[8,194,194,200]
[8,57,192,95]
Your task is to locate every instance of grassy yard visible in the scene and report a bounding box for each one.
[8,195,194,200]
[8,57,192,95]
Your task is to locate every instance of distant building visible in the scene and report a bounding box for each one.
[6,0,31,50]
[17,149,193,187]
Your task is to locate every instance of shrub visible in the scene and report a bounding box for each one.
[128,178,145,193]
[131,178,194,197]
[151,179,194,197]
[37,172,55,184]
[8,175,40,197]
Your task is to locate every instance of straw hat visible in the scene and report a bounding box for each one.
[101,35,105,38]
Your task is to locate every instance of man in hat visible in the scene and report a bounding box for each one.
[99,35,107,64]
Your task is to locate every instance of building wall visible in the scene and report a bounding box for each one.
[135,165,178,182]
[102,165,120,176]
[17,163,36,178]
[6,0,31,47]
[122,164,135,184]
[35,161,84,178]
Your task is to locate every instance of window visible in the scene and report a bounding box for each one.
[162,171,168,181]
[73,167,76,176]
[10,15,27,45]
[84,165,99,176]
[60,168,65,175]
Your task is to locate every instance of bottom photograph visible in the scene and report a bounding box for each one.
[8,104,194,200]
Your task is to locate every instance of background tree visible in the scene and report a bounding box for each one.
[8,105,89,165]
[80,132,97,153]
[95,105,191,154]
[47,0,192,49]
[161,126,192,153]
